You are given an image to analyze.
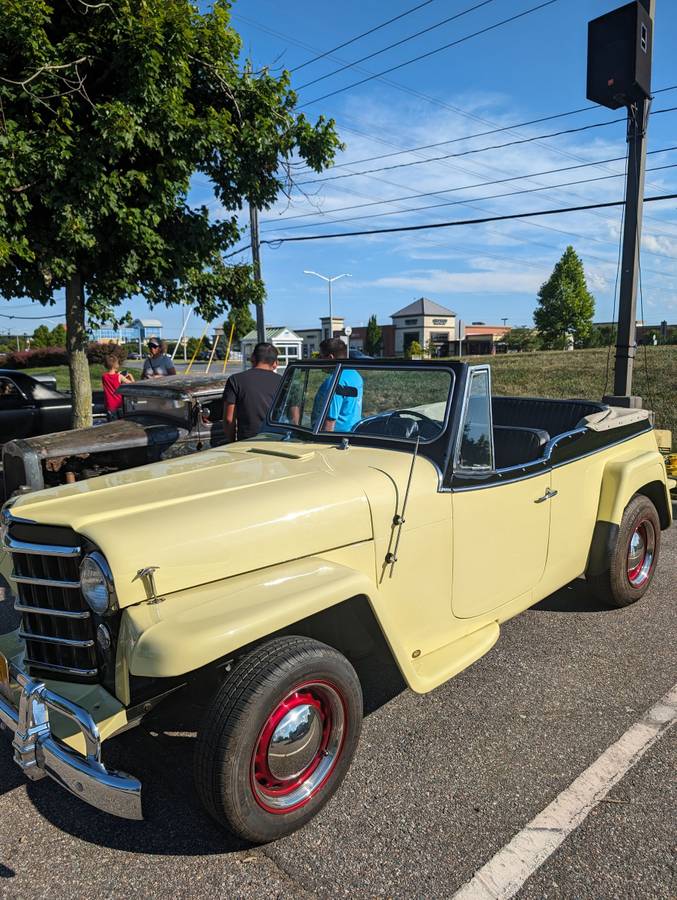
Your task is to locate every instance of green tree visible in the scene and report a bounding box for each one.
[533,246,595,349]
[224,304,256,345]
[364,314,383,356]
[406,340,423,359]
[49,323,67,346]
[503,327,540,352]
[31,324,52,347]
[0,1,341,426]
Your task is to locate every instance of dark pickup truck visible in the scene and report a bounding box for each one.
[0,369,106,445]
[2,374,229,499]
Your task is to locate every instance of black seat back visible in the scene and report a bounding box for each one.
[493,425,550,469]
[492,396,606,437]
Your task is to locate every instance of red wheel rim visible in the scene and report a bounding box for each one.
[250,680,346,814]
[626,519,655,588]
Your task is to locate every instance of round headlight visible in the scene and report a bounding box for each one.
[80,553,114,614]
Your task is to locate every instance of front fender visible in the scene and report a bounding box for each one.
[122,554,377,679]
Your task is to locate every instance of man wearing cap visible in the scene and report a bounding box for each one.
[142,338,176,379]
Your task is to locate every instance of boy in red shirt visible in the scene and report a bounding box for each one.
[102,354,134,421]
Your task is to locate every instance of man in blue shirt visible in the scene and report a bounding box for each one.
[311,338,363,432]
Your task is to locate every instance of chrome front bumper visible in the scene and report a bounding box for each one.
[0,659,142,820]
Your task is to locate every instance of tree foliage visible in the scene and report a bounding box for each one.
[533,246,595,349]
[224,304,256,344]
[364,314,383,356]
[503,326,540,352]
[0,0,341,424]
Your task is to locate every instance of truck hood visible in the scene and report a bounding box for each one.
[9,441,373,606]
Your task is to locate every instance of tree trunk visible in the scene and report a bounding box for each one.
[66,271,93,429]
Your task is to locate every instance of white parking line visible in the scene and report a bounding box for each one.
[453,682,677,900]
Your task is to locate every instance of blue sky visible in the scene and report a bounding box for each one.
[5,0,677,337]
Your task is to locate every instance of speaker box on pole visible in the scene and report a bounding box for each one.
[587,1,652,110]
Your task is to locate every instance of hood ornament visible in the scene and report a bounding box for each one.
[134,566,164,604]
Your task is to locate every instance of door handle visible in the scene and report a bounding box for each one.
[535,488,558,503]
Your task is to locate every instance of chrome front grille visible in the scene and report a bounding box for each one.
[6,525,98,682]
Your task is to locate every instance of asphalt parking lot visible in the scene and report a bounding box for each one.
[0,520,675,899]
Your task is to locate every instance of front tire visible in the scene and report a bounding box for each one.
[194,636,363,843]
[587,494,661,608]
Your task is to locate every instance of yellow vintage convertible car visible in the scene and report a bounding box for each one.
[0,359,671,843]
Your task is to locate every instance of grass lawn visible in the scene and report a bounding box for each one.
[20,346,677,434]
[456,345,676,434]
[23,365,105,391]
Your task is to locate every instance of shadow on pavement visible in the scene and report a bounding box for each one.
[2,651,406,857]
[532,577,612,613]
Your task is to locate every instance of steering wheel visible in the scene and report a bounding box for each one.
[387,409,439,439]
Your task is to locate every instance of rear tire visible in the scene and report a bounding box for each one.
[194,636,362,844]
[587,494,661,608]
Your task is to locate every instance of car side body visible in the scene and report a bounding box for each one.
[0,359,671,840]
[0,369,106,446]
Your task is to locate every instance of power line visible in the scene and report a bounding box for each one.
[295,107,677,186]
[293,82,677,175]
[262,146,677,225]
[297,0,498,90]
[237,11,676,188]
[298,0,561,109]
[0,312,65,320]
[298,105,600,173]
[289,0,440,73]
[258,193,677,244]
[262,162,677,233]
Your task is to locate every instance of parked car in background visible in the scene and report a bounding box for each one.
[2,375,228,499]
[0,369,106,446]
[0,359,671,844]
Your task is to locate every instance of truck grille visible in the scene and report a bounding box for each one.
[6,523,98,683]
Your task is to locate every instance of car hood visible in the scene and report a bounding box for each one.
[9,419,185,457]
[9,440,373,606]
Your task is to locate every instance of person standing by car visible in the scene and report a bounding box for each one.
[142,338,176,379]
[222,342,280,442]
[311,337,363,432]
[102,354,134,421]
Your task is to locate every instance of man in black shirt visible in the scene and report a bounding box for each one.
[223,342,280,442]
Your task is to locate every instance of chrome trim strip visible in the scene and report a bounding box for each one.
[22,659,98,678]
[19,631,94,649]
[12,572,80,589]
[14,601,90,621]
[0,660,143,820]
[3,535,81,558]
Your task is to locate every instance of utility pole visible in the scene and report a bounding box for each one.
[249,203,265,344]
[588,0,655,408]
[604,96,650,407]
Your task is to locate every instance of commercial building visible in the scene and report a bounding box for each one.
[240,326,303,368]
[391,298,457,356]
[90,318,163,345]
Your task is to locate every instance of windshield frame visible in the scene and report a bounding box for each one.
[266,359,459,450]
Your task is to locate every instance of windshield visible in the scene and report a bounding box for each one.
[123,395,192,424]
[271,365,452,443]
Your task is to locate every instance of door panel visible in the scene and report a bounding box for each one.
[452,473,551,618]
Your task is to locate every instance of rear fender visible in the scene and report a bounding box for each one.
[587,451,671,577]
[596,451,672,528]
[122,555,379,680]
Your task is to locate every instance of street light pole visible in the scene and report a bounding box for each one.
[303,271,352,339]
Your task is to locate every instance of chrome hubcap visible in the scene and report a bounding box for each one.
[251,681,346,813]
[268,704,323,781]
[626,520,655,587]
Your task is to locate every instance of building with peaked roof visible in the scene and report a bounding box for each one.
[240,326,303,369]
[391,298,456,356]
